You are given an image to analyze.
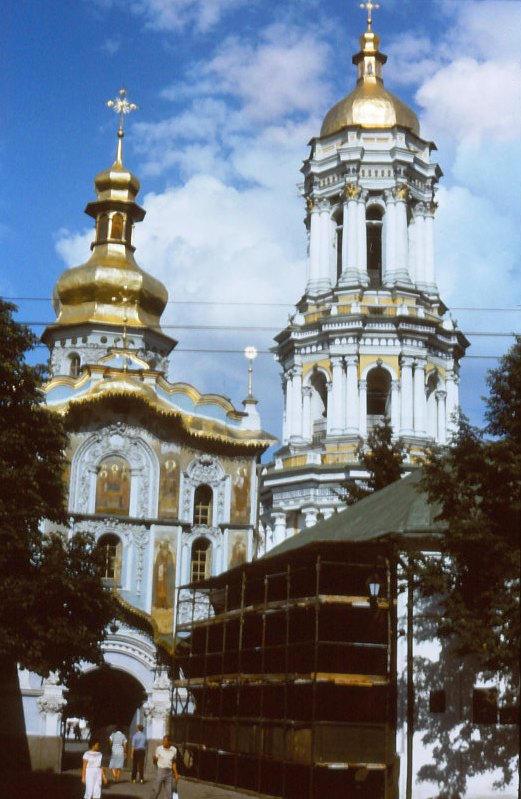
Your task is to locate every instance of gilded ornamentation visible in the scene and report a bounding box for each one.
[393,184,409,201]
[343,183,361,201]
[306,196,315,212]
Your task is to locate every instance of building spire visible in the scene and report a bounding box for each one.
[360,0,380,32]
[106,88,138,166]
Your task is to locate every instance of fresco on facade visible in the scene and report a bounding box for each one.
[158,452,180,518]
[95,455,131,516]
[231,464,250,524]
[151,537,177,635]
[228,530,248,569]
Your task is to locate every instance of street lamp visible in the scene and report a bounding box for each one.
[367,572,382,610]
[244,346,258,399]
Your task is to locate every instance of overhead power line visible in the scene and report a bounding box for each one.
[26,343,505,359]
[12,320,520,338]
[2,296,521,313]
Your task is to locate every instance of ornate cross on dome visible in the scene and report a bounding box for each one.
[360,0,380,29]
[107,88,138,132]
[106,88,138,164]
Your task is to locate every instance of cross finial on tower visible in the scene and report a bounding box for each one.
[360,0,380,30]
[106,88,138,165]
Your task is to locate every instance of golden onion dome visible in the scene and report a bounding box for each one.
[320,27,420,138]
[47,128,168,333]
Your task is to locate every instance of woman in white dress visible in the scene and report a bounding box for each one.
[82,741,104,799]
[109,728,127,783]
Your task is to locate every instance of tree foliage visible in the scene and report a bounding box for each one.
[344,418,407,504]
[420,337,521,687]
[0,300,116,680]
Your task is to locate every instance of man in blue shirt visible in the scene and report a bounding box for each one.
[130,724,147,783]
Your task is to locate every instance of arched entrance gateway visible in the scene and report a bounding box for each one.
[65,666,146,738]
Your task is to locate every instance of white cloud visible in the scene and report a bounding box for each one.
[160,23,332,124]
[417,58,521,146]
[101,37,121,55]
[130,0,245,32]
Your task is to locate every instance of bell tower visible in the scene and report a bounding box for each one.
[260,10,468,551]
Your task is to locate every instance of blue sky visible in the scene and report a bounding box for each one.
[2,0,521,446]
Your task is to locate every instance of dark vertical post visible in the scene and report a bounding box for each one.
[257,574,269,793]
[310,555,321,799]
[406,561,414,799]
[281,564,291,799]
[233,570,247,789]
[387,555,398,799]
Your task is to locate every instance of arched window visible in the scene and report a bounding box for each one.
[193,484,213,526]
[309,370,328,441]
[95,456,131,516]
[190,538,211,583]
[98,533,122,582]
[367,366,391,429]
[366,206,383,287]
[426,372,439,440]
[69,352,81,377]
[111,213,124,240]
[97,213,109,242]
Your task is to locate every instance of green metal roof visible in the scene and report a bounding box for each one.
[265,470,445,559]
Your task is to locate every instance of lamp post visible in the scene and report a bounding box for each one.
[244,346,258,398]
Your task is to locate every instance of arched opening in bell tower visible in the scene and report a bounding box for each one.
[366,206,384,287]
[310,370,328,441]
[366,366,391,429]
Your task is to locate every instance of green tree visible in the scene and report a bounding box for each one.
[0,301,116,766]
[344,417,407,504]
[416,337,521,794]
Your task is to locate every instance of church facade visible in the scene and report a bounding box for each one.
[20,98,274,770]
[260,16,468,550]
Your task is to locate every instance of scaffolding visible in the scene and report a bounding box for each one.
[171,544,397,799]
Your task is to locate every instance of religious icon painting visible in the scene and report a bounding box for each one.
[228,530,248,570]
[231,463,251,524]
[95,455,131,516]
[158,452,180,518]
[151,537,177,634]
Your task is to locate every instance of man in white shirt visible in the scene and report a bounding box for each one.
[151,735,179,799]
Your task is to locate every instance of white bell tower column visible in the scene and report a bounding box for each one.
[345,355,360,434]
[424,201,437,292]
[357,191,368,283]
[400,357,414,436]
[341,185,361,284]
[413,359,427,436]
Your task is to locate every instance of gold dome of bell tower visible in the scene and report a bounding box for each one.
[43,90,172,359]
[321,1,420,138]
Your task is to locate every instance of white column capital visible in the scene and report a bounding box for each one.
[302,385,312,397]
[345,354,358,367]
[303,506,319,528]
[400,356,415,369]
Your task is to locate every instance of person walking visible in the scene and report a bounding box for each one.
[108,727,127,783]
[130,724,147,784]
[151,735,179,799]
[82,740,106,799]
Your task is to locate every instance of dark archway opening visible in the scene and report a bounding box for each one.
[366,205,383,287]
[63,666,146,770]
[367,367,391,430]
